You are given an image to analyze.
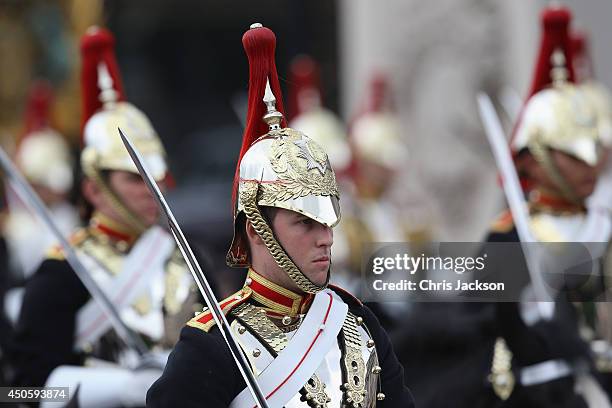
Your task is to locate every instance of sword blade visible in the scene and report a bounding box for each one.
[118,128,270,408]
[0,147,149,356]
[476,93,552,304]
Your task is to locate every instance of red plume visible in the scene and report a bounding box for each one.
[367,72,393,114]
[571,29,595,82]
[527,5,575,98]
[349,71,394,129]
[232,25,287,210]
[21,80,54,141]
[287,55,321,121]
[80,26,126,141]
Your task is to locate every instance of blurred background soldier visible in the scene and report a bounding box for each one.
[344,73,428,330]
[570,25,612,397]
[486,4,611,407]
[10,27,196,407]
[0,81,78,392]
[2,80,79,324]
[288,54,352,177]
[395,4,612,408]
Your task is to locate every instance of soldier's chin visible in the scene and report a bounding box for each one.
[575,182,596,200]
[307,262,330,286]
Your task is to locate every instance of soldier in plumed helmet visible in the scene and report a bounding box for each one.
[2,81,79,319]
[147,23,414,408]
[485,4,611,407]
[10,26,196,407]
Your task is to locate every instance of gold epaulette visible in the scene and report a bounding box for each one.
[45,228,89,261]
[187,286,253,333]
[490,210,515,234]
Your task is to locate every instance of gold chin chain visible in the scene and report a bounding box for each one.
[240,180,327,294]
[528,134,581,205]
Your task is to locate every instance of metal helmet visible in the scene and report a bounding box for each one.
[511,5,603,202]
[571,29,612,146]
[350,73,407,170]
[79,26,167,232]
[226,24,340,294]
[288,55,351,170]
[16,80,73,195]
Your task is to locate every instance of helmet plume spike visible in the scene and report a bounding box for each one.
[97,62,119,108]
[263,78,284,130]
[21,80,54,139]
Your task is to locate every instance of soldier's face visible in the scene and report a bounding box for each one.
[520,150,607,200]
[270,208,333,288]
[108,171,162,226]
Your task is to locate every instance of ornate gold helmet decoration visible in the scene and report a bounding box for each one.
[226,24,340,294]
[512,6,603,201]
[16,80,73,195]
[79,26,167,232]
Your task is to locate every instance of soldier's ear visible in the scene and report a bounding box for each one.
[245,219,265,247]
[81,177,103,207]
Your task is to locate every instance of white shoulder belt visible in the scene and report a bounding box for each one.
[230,289,348,408]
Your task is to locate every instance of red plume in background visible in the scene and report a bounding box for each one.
[80,26,126,140]
[287,55,321,121]
[232,25,287,210]
[348,71,394,132]
[527,5,575,98]
[20,80,54,141]
[367,72,393,114]
[571,29,595,82]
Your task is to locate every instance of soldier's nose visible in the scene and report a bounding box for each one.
[317,225,333,247]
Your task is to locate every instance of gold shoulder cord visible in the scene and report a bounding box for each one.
[240,180,327,294]
[489,337,515,400]
[231,303,332,407]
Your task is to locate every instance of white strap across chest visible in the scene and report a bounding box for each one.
[230,289,348,408]
[75,226,175,348]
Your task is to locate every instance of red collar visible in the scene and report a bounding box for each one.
[246,269,313,317]
[89,212,139,247]
[528,189,585,214]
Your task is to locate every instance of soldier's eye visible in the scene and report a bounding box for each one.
[301,218,313,226]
